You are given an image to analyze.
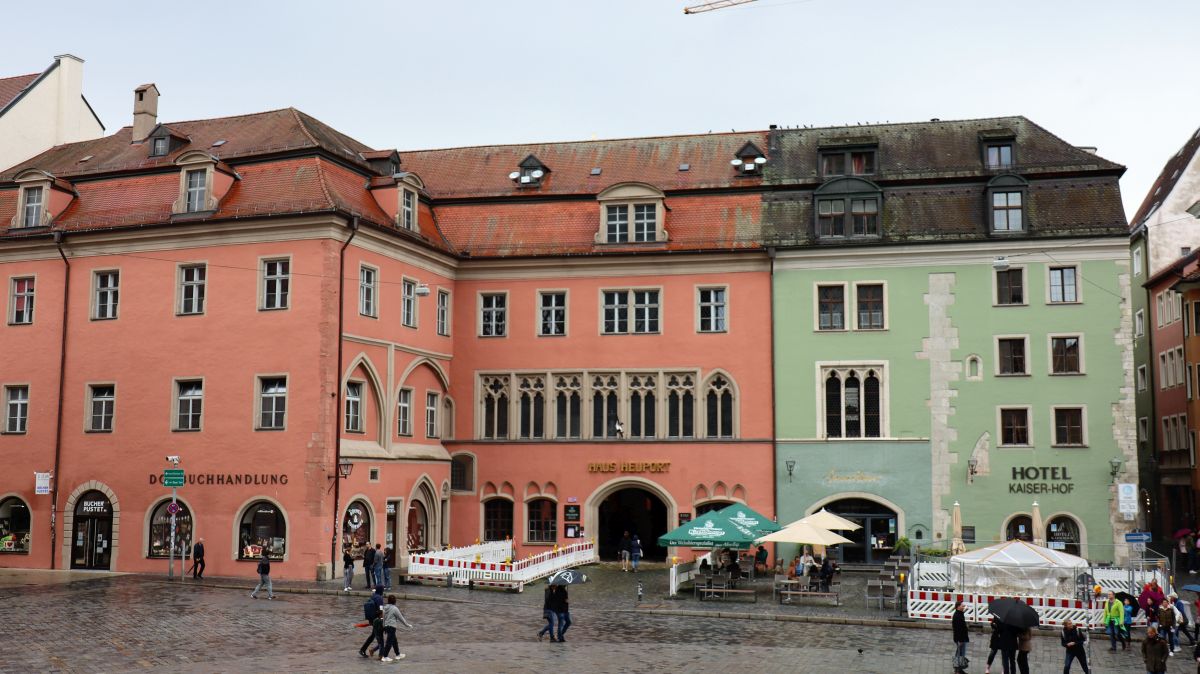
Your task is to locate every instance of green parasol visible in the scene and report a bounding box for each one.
[658,512,759,549]
[709,503,781,536]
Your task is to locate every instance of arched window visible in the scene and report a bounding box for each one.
[863,371,881,437]
[705,375,734,439]
[665,373,695,438]
[342,500,371,558]
[844,371,861,437]
[824,366,884,438]
[1046,515,1081,556]
[483,499,513,541]
[407,501,427,553]
[481,376,510,439]
[695,500,733,516]
[1005,514,1033,542]
[442,398,455,440]
[238,501,286,560]
[527,498,557,543]
[825,372,842,437]
[591,374,621,438]
[0,497,31,554]
[148,499,192,559]
[517,376,546,439]
[628,375,657,439]
[553,375,582,439]
[451,454,474,492]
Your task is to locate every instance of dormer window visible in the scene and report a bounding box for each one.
[151,137,169,157]
[402,189,416,230]
[986,175,1029,234]
[731,141,767,175]
[184,170,207,213]
[595,183,667,245]
[510,155,549,187]
[171,151,235,216]
[813,177,883,240]
[986,143,1014,169]
[821,149,875,177]
[21,187,44,228]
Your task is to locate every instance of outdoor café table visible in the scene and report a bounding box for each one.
[775,578,800,602]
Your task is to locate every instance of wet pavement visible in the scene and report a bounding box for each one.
[0,568,1193,673]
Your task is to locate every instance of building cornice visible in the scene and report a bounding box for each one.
[773,237,1128,271]
[455,250,770,280]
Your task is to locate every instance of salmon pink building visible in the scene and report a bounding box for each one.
[0,86,774,578]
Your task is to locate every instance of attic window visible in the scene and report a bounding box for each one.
[590,168,602,176]
[211,139,227,148]
[151,137,169,157]
[732,141,767,175]
[821,149,874,176]
[78,155,93,163]
[678,163,690,172]
[21,187,44,228]
[510,155,549,187]
[595,183,667,245]
[985,143,1014,169]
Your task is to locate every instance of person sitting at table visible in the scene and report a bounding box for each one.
[818,557,834,591]
[754,545,769,574]
[698,558,711,575]
[728,559,743,581]
[799,550,816,575]
[788,556,801,579]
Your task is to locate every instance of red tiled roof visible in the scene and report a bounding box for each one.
[0,108,375,180]
[1130,126,1200,227]
[399,132,770,199]
[0,73,39,112]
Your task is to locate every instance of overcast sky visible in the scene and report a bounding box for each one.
[4,0,1198,218]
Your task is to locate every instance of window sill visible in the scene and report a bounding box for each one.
[172,428,201,433]
[601,332,662,336]
[402,323,418,329]
[854,327,888,332]
[450,489,475,495]
[995,373,1030,377]
[237,557,284,563]
[990,230,1027,235]
[359,313,378,319]
[0,550,30,554]
[1051,444,1088,449]
[175,312,205,318]
[998,444,1034,450]
[84,429,113,434]
[698,329,728,335]
[90,316,118,322]
[258,306,290,312]
[477,334,508,339]
[524,541,558,547]
[993,303,1028,308]
[6,322,33,327]
[537,333,567,338]
[345,430,365,435]
[255,427,287,432]
[0,431,27,435]
[814,328,848,333]
[1047,301,1082,306]
[1048,372,1085,377]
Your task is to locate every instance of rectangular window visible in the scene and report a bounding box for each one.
[986,144,1013,168]
[1053,408,1084,446]
[996,269,1024,305]
[633,204,656,242]
[175,380,203,431]
[437,289,450,336]
[1000,408,1029,446]
[480,293,506,336]
[178,264,206,315]
[10,277,34,325]
[401,279,417,327]
[151,137,169,156]
[1048,266,1078,303]
[94,271,119,320]
[1137,365,1148,391]
[856,283,885,329]
[817,199,846,237]
[632,290,660,333]
[1163,418,1172,450]
[1195,304,1200,337]
[359,266,377,317]
[262,259,290,310]
[402,189,416,230]
[1177,346,1186,385]
[345,382,363,433]
[1176,291,1184,322]
[850,150,875,175]
[88,385,115,432]
[1161,352,1171,388]
[1138,417,1148,442]
[998,337,1027,375]
[258,377,287,430]
[605,205,629,243]
[426,392,439,438]
[698,287,727,333]
[1158,293,1165,326]
[1189,364,1194,400]
[1050,336,1081,374]
[1135,309,1145,337]
[821,150,874,176]
[821,153,845,176]
[397,388,412,436]
[4,386,29,433]
[1133,247,1143,276]
[602,290,629,334]
[992,191,1023,231]
[850,198,879,236]
[539,292,566,336]
[817,285,845,330]
[21,186,43,228]
[185,169,206,213]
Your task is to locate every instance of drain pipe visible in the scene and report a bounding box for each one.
[331,217,359,572]
[50,231,70,570]
[767,247,779,557]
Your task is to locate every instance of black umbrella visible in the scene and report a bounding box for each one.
[988,597,1041,629]
[547,569,589,585]
[1115,592,1140,618]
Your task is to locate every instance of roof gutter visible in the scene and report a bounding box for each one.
[49,230,70,570]
[331,216,358,571]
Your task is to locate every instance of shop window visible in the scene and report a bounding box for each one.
[483,499,513,541]
[1005,514,1033,542]
[147,499,192,559]
[238,501,286,560]
[1046,516,1081,555]
[0,497,31,553]
[527,498,557,543]
[450,454,474,492]
[705,375,734,439]
[554,375,582,439]
[342,501,371,558]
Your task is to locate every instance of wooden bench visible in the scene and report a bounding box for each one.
[778,589,839,606]
[698,586,758,602]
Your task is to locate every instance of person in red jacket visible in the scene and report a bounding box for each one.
[1141,579,1166,628]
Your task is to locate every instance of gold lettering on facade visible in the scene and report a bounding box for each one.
[588,462,670,474]
[823,469,881,484]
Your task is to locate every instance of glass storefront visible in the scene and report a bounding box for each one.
[342,501,371,558]
[71,491,113,570]
[822,498,897,565]
[148,500,192,558]
[1047,516,1081,556]
[0,497,31,554]
[238,501,286,560]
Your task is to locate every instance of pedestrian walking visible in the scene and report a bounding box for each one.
[1142,579,1166,627]
[372,543,384,592]
[1122,597,1135,649]
[537,585,559,642]
[363,544,376,589]
[985,617,1002,674]
[191,538,206,579]
[342,547,354,592]
[1175,592,1197,646]
[1016,627,1032,674]
[1060,619,1090,674]
[630,534,643,573]
[382,546,394,590]
[952,601,970,674]
[249,551,274,599]
[996,621,1018,674]
[1142,626,1169,674]
[1159,600,1179,654]
[554,584,572,642]
[359,586,384,659]
[1103,590,1124,651]
[618,531,632,572]
[379,594,413,663]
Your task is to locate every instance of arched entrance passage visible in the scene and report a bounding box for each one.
[814,497,899,565]
[71,491,113,570]
[596,489,667,561]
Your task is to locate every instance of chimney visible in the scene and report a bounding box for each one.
[132,83,160,142]
[52,55,85,144]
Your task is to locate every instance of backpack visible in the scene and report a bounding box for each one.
[364,598,380,621]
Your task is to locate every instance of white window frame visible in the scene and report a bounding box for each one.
[991,191,1024,232]
[401,278,418,328]
[1133,247,1143,277]
[600,287,662,335]
[965,354,983,381]
[92,269,120,320]
[359,265,378,318]
[426,391,440,439]
[993,266,1027,307]
[3,385,29,434]
[184,169,207,213]
[397,388,412,436]
[260,257,291,311]
[1158,292,1166,327]
[436,289,451,336]
[345,381,364,433]
[402,189,416,231]
[1138,416,1149,443]
[1176,290,1184,322]
[813,282,848,332]
[1137,365,1148,392]
[21,186,44,228]
[538,290,568,337]
[994,334,1031,376]
[1047,333,1085,375]
[1176,346,1186,386]
[177,263,207,316]
[1050,405,1087,447]
[1046,265,1081,304]
[86,383,116,433]
[256,375,288,431]
[815,361,890,439]
[1135,309,1145,337]
[696,285,728,333]
[478,292,508,337]
[172,379,204,432]
[1161,352,1171,389]
[852,281,888,331]
[997,405,1033,448]
[9,276,35,325]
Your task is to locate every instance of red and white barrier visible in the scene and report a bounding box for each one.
[907,590,1147,628]
[407,540,597,592]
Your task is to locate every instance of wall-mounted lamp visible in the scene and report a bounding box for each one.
[992,256,1010,271]
[1109,457,1123,484]
[332,457,353,480]
[785,459,796,482]
[967,457,979,483]
[415,283,431,297]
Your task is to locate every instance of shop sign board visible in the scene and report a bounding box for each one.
[34,472,51,495]
[563,505,580,522]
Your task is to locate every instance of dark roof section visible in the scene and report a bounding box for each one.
[764,116,1122,185]
[0,108,375,180]
[0,73,39,115]
[1130,126,1200,227]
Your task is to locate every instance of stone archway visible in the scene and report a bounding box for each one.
[62,481,120,570]
[586,477,677,561]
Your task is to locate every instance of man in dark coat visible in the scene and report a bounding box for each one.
[1142,626,1169,674]
[1060,620,1090,673]
[953,601,970,674]
[363,545,376,589]
[191,538,205,579]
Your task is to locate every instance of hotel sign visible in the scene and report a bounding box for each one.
[587,462,670,474]
[1009,466,1074,494]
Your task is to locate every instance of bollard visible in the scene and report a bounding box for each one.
[637,580,644,604]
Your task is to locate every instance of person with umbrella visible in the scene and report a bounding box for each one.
[537,584,559,642]
[988,598,1036,674]
[545,570,587,643]
[1060,619,1090,673]
[1103,590,1125,651]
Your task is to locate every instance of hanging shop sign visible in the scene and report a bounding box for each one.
[587,462,670,474]
[34,472,52,495]
[1008,466,1074,494]
[148,473,289,486]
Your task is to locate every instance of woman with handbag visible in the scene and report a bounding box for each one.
[952,601,970,674]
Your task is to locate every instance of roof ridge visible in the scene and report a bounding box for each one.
[290,107,321,147]
[0,72,39,83]
[114,107,298,130]
[312,156,338,209]
[400,129,769,155]
[1015,115,1123,168]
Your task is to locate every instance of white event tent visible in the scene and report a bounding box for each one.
[949,540,1089,596]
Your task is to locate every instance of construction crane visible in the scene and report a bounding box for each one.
[684,0,758,14]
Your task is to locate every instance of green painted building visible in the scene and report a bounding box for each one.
[762,118,1137,563]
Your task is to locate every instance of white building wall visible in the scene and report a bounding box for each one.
[1145,134,1200,276]
[0,55,104,172]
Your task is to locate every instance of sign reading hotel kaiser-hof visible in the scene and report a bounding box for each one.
[1008,466,1075,494]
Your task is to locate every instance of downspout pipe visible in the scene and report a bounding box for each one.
[331,217,358,571]
[50,231,70,570]
[767,247,779,550]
